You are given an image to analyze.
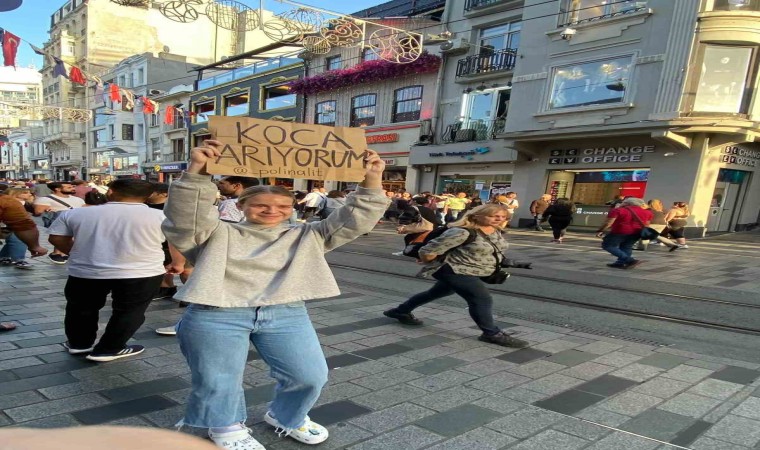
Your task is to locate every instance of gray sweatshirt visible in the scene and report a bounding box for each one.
[162,173,389,307]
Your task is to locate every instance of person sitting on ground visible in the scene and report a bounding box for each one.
[162,142,389,449]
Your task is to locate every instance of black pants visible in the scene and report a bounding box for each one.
[64,275,164,353]
[396,265,499,335]
[548,217,572,240]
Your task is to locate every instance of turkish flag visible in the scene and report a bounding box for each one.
[2,29,20,67]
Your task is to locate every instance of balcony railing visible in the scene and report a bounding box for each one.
[456,49,517,77]
[464,0,506,11]
[558,1,648,27]
[441,118,506,143]
[197,53,301,91]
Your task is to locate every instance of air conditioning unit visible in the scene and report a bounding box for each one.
[440,38,470,55]
[149,89,165,96]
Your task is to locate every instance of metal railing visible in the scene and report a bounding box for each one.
[558,2,648,27]
[441,118,506,143]
[464,0,507,11]
[456,49,517,77]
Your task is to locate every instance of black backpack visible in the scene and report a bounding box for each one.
[397,207,421,225]
[402,227,477,259]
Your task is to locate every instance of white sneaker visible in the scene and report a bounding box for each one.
[679,244,689,249]
[391,251,404,256]
[264,411,328,445]
[209,427,266,450]
[155,325,177,336]
[63,341,94,355]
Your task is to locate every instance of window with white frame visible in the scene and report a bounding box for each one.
[549,56,633,110]
[350,94,376,127]
[559,0,648,26]
[194,101,215,123]
[224,92,249,116]
[262,84,296,110]
[315,100,336,126]
[392,86,423,123]
[693,45,754,114]
[479,22,521,55]
[362,49,380,62]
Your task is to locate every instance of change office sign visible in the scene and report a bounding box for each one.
[549,145,656,164]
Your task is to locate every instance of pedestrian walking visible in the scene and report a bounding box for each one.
[162,142,389,449]
[33,182,85,264]
[217,176,260,223]
[298,188,326,221]
[384,204,529,348]
[529,194,551,231]
[72,180,93,200]
[444,192,471,222]
[635,199,679,251]
[0,188,37,270]
[541,197,575,243]
[48,179,167,362]
[494,192,519,227]
[321,190,347,218]
[596,197,653,269]
[31,179,52,198]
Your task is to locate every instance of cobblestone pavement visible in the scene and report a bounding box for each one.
[3,245,760,450]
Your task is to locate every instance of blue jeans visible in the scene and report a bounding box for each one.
[0,233,26,261]
[396,265,500,335]
[177,303,328,429]
[602,233,640,265]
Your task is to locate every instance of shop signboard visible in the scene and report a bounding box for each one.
[549,145,655,164]
[381,158,396,166]
[154,163,188,173]
[489,181,512,198]
[721,146,760,168]
[207,116,368,182]
[366,133,399,145]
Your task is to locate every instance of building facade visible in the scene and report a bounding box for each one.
[414,0,760,234]
[189,49,304,189]
[302,2,445,192]
[409,0,522,199]
[144,84,193,183]
[86,53,196,182]
[0,66,42,131]
[41,0,280,181]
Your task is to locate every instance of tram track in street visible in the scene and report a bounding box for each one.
[331,248,760,310]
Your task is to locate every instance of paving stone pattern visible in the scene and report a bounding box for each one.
[4,252,760,448]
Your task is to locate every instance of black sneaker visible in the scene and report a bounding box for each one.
[606,263,626,269]
[479,332,529,348]
[86,344,145,362]
[49,254,67,265]
[383,308,423,326]
[624,259,642,269]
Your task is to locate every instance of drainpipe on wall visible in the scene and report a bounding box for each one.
[429,0,454,147]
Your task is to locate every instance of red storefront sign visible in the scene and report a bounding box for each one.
[366,133,400,145]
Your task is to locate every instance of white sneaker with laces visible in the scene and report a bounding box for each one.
[209,427,266,450]
[155,325,177,336]
[264,411,328,445]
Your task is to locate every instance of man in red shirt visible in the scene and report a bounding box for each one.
[596,197,653,269]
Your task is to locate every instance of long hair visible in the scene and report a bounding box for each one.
[237,185,295,205]
[4,187,31,198]
[448,204,510,229]
[648,199,664,212]
[674,201,690,216]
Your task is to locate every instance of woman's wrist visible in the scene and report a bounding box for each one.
[187,162,208,175]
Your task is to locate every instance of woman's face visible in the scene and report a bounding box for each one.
[475,211,508,227]
[239,193,294,226]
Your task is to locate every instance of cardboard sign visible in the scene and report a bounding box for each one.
[206,117,368,181]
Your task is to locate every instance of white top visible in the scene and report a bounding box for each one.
[304,192,326,208]
[218,198,244,222]
[505,199,519,211]
[48,202,166,279]
[33,194,85,211]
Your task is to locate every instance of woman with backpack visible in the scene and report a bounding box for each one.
[384,204,529,348]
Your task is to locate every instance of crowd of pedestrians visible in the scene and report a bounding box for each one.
[0,159,697,448]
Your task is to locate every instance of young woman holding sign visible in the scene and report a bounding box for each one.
[163,140,389,450]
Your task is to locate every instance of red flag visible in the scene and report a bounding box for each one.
[109,83,121,102]
[69,66,87,85]
[164,106,175,125]
[2,30,20,67]
[142,99,156,114]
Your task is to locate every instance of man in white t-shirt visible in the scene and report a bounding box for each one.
[48,179,166,362]
[298,188,326,221]
[33,182,85,264]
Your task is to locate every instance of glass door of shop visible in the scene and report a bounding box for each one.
[707,169,749,232]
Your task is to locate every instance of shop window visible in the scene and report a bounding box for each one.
[315,100,336,126]
[392,86,423,123]
[559,0,648,26]
[224,92,250,116]
[693,45,754,114]
[326,55,342,71]
[122,124,134,141]
[549,56,633,110]
[350,94,376,127]
[262,84,296,110]
[112,155,139,170]
[194,101,215,123]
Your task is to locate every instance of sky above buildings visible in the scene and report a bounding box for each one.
[1,0,384,70]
